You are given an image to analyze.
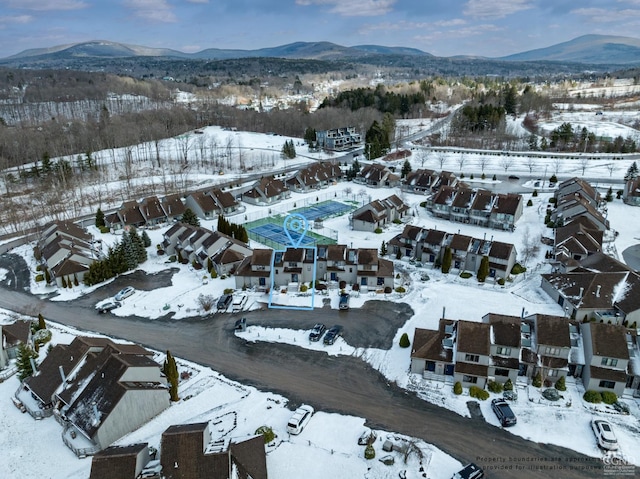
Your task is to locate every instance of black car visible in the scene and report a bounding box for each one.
[96,301,121,314]
[234,317,247,331]
[339,293,350,310]
[309,323,326,342]
[491,398,517,427]
[323,325,343,345]
[508,175,520,180]
[217,294,233,311]
[452,463,484,479]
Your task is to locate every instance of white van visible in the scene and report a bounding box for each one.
[286,404,314,435]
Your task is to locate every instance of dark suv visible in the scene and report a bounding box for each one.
[309,323,326,342]
[491,398,517,427]
[323,325,343,345]
[217,294,233,311]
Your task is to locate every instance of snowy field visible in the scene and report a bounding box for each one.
[2,105,640,477]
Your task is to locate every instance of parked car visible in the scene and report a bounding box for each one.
[339,293,350,310]
[323,325,343,345]
[452,463,484,479]
[591,419,618,451]
[309,323,326,342]
[217,294,233,311]
[508,175,520,180]
[95,301,121,314]
[491,398,517,427]
[287,404,314,435]
[114,287,135,301]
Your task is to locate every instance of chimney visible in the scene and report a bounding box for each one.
[92,402,101,426]
[596,285,601,297]
[442,306,446,319]
[29,358,37,376]
[579,287,584,298]
[59,365,66,383]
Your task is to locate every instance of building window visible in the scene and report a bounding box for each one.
[600,358,618,367]
[544,347,560,356]
[288,262,297,267]
[547,369,559,377]
[496,347,511,356]
[495,369,509,377]
[464,354,479,363]
[599,380,615,389]
[377,277,384,286]
[462,375,478,384]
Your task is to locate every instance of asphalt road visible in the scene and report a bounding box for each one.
[0,260,609,478]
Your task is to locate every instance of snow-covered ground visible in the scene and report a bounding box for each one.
[2,104,640,477]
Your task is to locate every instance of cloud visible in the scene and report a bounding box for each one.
[0,15,32,25]
[358,18,467,35]
[122,0,177,22]
[463,0,532,19]
[1,0,87,10]
[296,0,397,17]
[185,0,208,3]
[571,7,640,23]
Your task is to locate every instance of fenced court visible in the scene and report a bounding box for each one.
[245,200,352,249]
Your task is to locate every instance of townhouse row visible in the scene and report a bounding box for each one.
[411,312,640,397]
[389,224,517,280]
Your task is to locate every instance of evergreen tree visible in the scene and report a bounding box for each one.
[401,159,412,178]
[303,127,316,146]
[37,313,46,331]
[17,343,38,381]
[181,208,200,227]
[73,274,79,286]
[61,276,67,288]
[380,241,387,256]
[477,256,490,282]
[624,161,638,181]
[364,120,390,160]
[441,247,452,274]
[399,332,410,348]
[141,230,151,248]
[237,225,249,243]
[503,85,518,116]
[164,350,180,402]
[121,231,138,270]
[606,187,613,202]
[95,207,105,228]
[130,228,147,264]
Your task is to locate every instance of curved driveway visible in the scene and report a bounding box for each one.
[0,272,607,479]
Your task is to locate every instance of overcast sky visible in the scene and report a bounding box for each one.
[0,0,639,59]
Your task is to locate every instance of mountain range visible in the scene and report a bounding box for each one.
[2,34,640,67]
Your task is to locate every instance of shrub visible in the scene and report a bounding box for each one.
[255,425,276,444]
[548,197,556,204]
[35,274,44,282]
[487,380,503,393]
[583,390,602,403]
[526,199,533,207]
[554,375,566,391]
[374,227,383,234]
[492,174,497,181]
[339,280,347,289]
[549,174,558,183]
[497,278,505,286]
[459,271,472,279]
[384,286,392,294]
[197,294,216,312]
[419,201,427,207]
[532,372,542,388]
[511,263,526,275]
[469,386,489,401]
[532,189,538,197]
[35,264,42,272]
[352,283,360,291]
[395,286,406,293]
[99,225,110,234]
[169,255,177,262]
[223,288,234,295]
[601,391,617,405]
[470,173,474,179]
[395,249,402,259]
[481,173,486,179]
[453,382,463,395]
[299,284,308,292]
[399,332,410,348]
[211,269,218,279]
[364,444,376,460]
[392,218,401,224]
[503,379,514,391]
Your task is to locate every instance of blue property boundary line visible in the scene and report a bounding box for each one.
[267,213,317,311]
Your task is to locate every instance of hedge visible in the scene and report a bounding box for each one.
[469,386,489,400]
[583,390,602,403]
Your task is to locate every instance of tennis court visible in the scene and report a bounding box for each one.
[292,200,353,220]
[249,223,317,248]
